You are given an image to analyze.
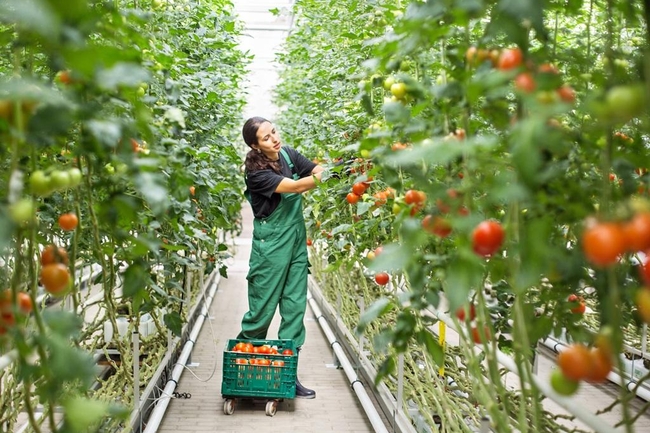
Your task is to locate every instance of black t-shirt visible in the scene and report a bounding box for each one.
[245,147,317,219]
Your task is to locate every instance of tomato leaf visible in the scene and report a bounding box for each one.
[415,329,444,366]
[122,264,149,298]
[374,356,396,385]
[444,251,484,313]
[356,297,393,334]
[133,172,170,217]
[96,62,150,91]
[62,397,115,433]
[164,311,183,337]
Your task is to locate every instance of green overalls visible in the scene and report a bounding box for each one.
[238,149,309,348]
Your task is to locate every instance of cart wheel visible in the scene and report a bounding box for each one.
[265,400,277,417]
[223,399,235,415]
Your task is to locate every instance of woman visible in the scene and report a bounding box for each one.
[237,116,323,399]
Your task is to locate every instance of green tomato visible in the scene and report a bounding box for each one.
[29,170,52,196]
[390,82,407,99]
[68,168,82,187]
[605,84,645,123]
[9,198,36,227]
[399,59,412,71]
[360,149,371,158]
[104,163,115,174]
[383,76,396,91]
[136,86,146,97]
[50,170,71,190]
[549,369,579,396]
[115,162,128,174]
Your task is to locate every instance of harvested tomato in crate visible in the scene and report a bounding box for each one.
[221,338,297,416]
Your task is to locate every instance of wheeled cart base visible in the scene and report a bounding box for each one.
[222,397,282,417]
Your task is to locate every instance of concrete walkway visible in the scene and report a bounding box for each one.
[155,203,376,432]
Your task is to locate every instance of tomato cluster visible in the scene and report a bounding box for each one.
[0,289,33,335]
[582,211,650,273]
[40,244,71,296]
[567,294,586,315]
[231,343,293,368]
[552,342,613,396]
[231,341,293,356]
[29,167,82,197]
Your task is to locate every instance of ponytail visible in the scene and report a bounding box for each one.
[245,149,282,173]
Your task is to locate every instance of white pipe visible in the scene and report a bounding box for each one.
[142,273,219,433]
[308,293,389,433]
[541,336,650,402]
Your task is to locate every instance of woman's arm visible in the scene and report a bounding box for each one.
[275,165,324,194]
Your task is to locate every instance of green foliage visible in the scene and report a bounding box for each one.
[0,0,248,431]
[277,0,650,431]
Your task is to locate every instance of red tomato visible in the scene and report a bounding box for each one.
[455,304,476,322]
[374,272,390,286]
[471,325,491,344]
[498,48,523,70]
[623,212,650,252]
[557,85,576,103]
[282,349,294,356]
[346,193,360,204]
[422,215,452,238]
[352,182,367,196]
[582,221,625,267]
[404,189,426,205]
[567,294,584,312]
[514,72,536,93]
[586,347,612,383]
[557,344,593,381]
[538,63,559,74]
[41,245,69,266]
[271,360,285,367]
[471,220,505,257]
[58,213,78,231]
[233,342,246,352]
[373,191,388,206]
[571,301,586,315]
[40,263,71,295]
[16,292,32,314]
[306,238,313,246]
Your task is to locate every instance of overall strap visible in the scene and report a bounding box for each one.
[280,148,299,180]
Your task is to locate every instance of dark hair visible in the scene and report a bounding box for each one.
[243,116,282,173]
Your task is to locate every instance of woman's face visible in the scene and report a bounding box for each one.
[254,121,281,160]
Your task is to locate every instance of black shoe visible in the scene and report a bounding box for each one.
[295,378,316,399]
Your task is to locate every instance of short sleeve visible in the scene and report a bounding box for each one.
[285,147,317,178]
[246,170,284,198]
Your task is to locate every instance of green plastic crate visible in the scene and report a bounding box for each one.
[221,339,297,399]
